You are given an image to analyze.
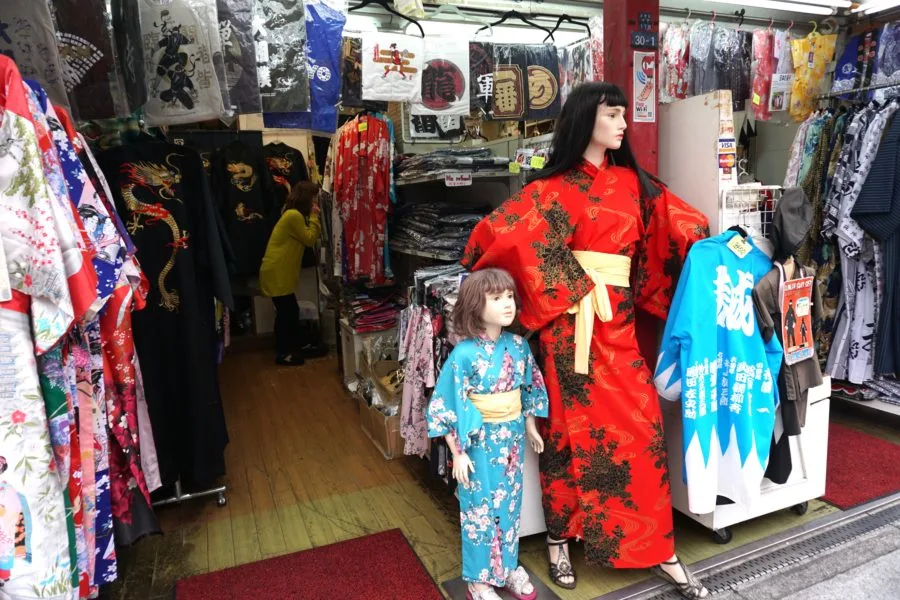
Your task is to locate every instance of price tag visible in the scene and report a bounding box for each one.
[358,121,368,132]
[727,234,752,259]
[444,172,472,187]
[530,156,545,170]
[509,161,521,174]
[752,93,761,105]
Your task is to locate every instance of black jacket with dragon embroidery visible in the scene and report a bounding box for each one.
[211,140,279,276]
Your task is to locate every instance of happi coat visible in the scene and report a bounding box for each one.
[427,332,548,585]
[461,160,709,568]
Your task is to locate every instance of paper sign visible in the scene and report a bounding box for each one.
[444,172,472,187]
[633,51,657,123]
[727,234,752,259]
[358,121,368,132]
[717,137,737,187]
[781,275,815,365]
[530,156,545,170]
[769,74,793,112]
[509,161,521,174]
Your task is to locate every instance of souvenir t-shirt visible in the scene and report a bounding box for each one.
[217,0,262,114]
[264,142,310,208]
[254,0,310,112]
[139,0,227,125]
[831,31,879,100]
[361,32,424,102]
[525,44,562,119]
[469,42,494,118]
[341,37,387,111]
[111,0,150,115]
[0,1,70,110]
[492,44,528,120]
[411,37,470,117]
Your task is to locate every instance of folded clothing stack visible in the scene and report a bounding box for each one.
[391,202,490,258]
[396,148,510,182]
[345,290,405,333]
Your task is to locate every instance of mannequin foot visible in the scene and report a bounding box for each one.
[466,582,501,600]
[546,536,576,589]
[651,555,709,599]
[504,565,537,600]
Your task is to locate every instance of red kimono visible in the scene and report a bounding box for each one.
[462,161,708,568]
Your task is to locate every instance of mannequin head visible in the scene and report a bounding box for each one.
[531,82,662,201]
[453,268,519,340]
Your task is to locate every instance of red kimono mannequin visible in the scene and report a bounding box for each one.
[462,83,710,599]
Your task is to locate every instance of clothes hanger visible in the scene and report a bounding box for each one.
[429,4,493,36]
[348,0,425,38]
[735,9,746,32]
[683,8,692,25]
[808,20,819,38]
[767,18,774,33]
[710,11,717,30]
[476,11,554,42]
[543,14,591,43]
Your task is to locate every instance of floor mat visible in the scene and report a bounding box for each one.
[823,422,900,510]
[175,529,442,600]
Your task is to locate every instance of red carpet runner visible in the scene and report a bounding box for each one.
[176,529,443,600]
[823,422,900,510]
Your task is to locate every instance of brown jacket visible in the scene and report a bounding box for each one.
[752,261,824,435]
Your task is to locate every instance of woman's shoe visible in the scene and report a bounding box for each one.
[650,557,709,599]
[503,566,537,600]
[546,536,577,589]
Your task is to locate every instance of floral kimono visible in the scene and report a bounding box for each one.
[0,55,76,599]
[427,332,548,586]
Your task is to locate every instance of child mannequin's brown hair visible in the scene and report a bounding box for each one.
[452,268,519,339]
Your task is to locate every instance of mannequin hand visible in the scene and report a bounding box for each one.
[526,415,544,454]
[452,452,475,486]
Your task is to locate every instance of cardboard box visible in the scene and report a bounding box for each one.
[356,355,404,460]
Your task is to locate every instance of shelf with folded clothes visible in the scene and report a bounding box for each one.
[389,243,461,262]
[395,168,518,187]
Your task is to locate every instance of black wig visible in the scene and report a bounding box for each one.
[529,82,662,201]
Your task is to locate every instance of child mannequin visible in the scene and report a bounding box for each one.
[427,268,549,600]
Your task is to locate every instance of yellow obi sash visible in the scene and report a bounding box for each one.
[566,251,632,375]
[468,389,522,423]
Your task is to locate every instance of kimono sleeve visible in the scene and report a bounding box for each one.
[634,187,710,321]
[460,182,594,332]
[427,344,482,452]
[654,249,706,401]
[521,342,549,418]
[194,152,235,310]
[752,270,779,343]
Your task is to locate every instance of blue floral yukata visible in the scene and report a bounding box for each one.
[427,332,548,586]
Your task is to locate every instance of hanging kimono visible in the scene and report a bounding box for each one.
[0,56,75,600]
[872,22,900,104]
[427,332,548,586]
[751,30,774,121]
[588,16,604,82]
[662,22,691,102]
[789,33,837,122]
[461,161,709,568]
[400,307,436,456]
[831,31,879,101]
[98,141,233,491]
[656,232,782,514]
[264,142,310,207]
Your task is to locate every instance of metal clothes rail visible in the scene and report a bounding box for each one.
[817,80,900,99]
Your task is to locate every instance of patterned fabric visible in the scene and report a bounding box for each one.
[656,232,782,514]
[832,30,879,100]
[427,332,548,585]
[714,28,752,110]
[773,29,795,75]
[798,112,836,265]
[401,307,436,456]
[462,161,709,568]
[783,115,814,187]
[332,114,392,284]
[790,34,837,122]
[751,30,774,121]
[797,114,826,189]
[872,22,900,104]
[588,16,604,81]
[661,23,691,102]
[689,21,716,96]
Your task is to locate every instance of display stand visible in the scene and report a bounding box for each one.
[661,377,831,543]
[152,479,227,508]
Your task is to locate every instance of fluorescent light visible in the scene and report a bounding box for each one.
[853,0,900,12]
[404,21,588,46]
[705,0,835,15]
[793,0,852,6]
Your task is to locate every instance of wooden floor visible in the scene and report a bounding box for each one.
[99,349,899,600]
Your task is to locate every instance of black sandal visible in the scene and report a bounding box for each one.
[546,537,577,590]
[651,557,709,599]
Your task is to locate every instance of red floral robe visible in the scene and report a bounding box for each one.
[462,161,709,568]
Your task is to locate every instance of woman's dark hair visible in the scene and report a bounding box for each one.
[285,181,319,217]
[530,82,662,200]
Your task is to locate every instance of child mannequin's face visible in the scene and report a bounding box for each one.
[482,289,516,328]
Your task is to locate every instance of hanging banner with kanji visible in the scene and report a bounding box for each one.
[492,44,527,120]
[526,44,561,119]
[469,42,494,118]
[361,32,423,102]
[411,36,470,116]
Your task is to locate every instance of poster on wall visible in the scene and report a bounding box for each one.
[717,137,737,189]
[633,51,656,123]
[411,37,470,116]
[361,32,423,102]
[769,73,793,112]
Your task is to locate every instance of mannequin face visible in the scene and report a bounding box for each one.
[590,103,627,153]
[482,289,516,328]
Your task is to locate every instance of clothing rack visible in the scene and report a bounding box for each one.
[816,80,900,99]
[152,478,227,508]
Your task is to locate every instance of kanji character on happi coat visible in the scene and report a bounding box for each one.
[461,83,711,599]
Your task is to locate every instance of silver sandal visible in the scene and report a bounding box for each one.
[651,557,709,599]
[465,583,502,600]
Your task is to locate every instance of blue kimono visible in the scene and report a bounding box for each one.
[654,231,783,514]
[427,332,548,586]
